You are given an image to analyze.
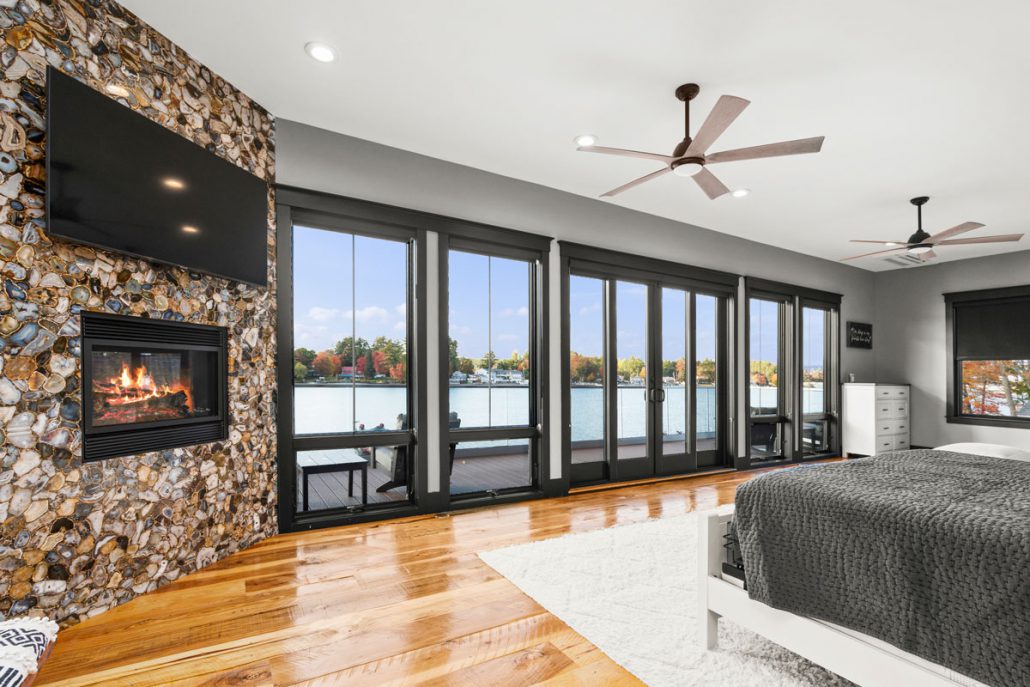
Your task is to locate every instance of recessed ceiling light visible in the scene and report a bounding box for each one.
[105,83,130,98]
[731,188,750,198]
[574,134,597,148]
[162,177,186,191]
[304,41,337,63]
[182,225,200,234]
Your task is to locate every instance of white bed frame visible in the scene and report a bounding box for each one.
[698,509,986,687]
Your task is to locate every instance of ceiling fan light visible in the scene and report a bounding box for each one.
[672,161,704,177]
[574,134,597,148]
[908,244,933,255]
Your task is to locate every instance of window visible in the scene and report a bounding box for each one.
[947,286,1030,427]
[745,278,840,464]
[748,297,786,461]
[290,223,415,514]
[447,244,540,499]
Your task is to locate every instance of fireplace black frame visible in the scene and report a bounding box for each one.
[80,312,228,462]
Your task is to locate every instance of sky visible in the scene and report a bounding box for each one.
[293,225,825,369]
[568,275,719,362]
[293,226,408,352]
[292,227,529,358]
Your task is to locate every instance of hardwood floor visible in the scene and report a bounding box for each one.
[36,464,817,686]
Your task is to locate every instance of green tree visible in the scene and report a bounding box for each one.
[448,337,460,374]
[334,337,370,365]
[293,361,309,382]
[481,351,497,369]
[294,347,316,367]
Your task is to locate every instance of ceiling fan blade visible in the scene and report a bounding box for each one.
[926,221,985,243]
[578,145,674,164]
[600,167,671,198]
[706,136,825,164]
[849,239,909,245]
[839,246,907,261]
[692,167,731,200]
[685,95,750,157]
[919,249,937,261]
[934,234,1024,246]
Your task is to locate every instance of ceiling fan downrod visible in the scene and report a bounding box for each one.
[673,83,700,158]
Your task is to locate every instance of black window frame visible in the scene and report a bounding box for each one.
[276,186,553,532]
[946,284,1030,429]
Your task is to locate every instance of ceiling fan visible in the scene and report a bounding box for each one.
[840,197,1023,262]
[577,82,825,200]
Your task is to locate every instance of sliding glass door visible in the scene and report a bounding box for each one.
[567,261,731,486]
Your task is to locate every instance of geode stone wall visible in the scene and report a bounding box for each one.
[0,1,277,624]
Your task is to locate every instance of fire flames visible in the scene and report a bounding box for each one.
[104,363,192,408]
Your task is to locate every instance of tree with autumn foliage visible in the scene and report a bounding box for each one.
[312,350,340,378]
[570,352,603,384]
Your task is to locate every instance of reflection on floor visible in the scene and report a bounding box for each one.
[570,438,718,464]
[299,449,533,511]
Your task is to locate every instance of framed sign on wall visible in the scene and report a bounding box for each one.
[846,321,873,349]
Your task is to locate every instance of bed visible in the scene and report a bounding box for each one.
[698,444,1030,687]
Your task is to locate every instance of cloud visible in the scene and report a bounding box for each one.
[578,302,601,316]
[343,306,390,323]
[500,306,530,318]
[308,306,341,322]
[496,333,517,342]
[395,303,407,316]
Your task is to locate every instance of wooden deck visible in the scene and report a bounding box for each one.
[35,461,837,686]
[300,450,535,511]
[303,441,720,510]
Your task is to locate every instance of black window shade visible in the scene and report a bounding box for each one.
[952,295,1030,360]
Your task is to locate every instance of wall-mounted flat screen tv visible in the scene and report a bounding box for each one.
[46,67,268,286]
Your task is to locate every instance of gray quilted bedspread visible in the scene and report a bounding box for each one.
[734,450,1030,687]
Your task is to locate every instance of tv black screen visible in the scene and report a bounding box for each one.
[46,67,268,286]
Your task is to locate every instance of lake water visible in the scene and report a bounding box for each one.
[294,385,824,439]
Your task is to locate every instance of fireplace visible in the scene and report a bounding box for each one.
[81,312,228,461]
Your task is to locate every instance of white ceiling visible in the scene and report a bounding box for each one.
[122,0,1030,271]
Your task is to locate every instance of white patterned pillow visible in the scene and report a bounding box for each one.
[0,618,57,661]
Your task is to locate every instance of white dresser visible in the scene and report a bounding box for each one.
[842,383,911,457]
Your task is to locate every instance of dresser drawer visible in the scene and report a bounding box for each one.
[894,435,910,450]
[876,420,908,436]
[876,436,896,453]
[876,400,909,420]
[875,386,909,400]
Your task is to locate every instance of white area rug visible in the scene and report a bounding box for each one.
[479,512,853,687]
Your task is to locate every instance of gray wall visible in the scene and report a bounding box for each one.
[874,250,1030,450]
[276,119,878,381]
